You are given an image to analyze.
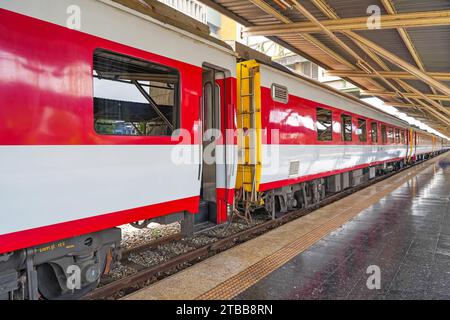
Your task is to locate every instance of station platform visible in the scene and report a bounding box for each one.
[125,153,450,300]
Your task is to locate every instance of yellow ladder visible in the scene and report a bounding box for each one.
[236,60,262,203]
[407,128,414,162]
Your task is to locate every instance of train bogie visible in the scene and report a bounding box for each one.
[0,229,120,300]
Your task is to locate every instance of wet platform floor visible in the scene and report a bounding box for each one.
[124,153,450,300]
[236,155,450,300]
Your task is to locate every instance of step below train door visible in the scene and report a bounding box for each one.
[197,64,230,227]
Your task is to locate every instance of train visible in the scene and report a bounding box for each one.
[0,0,448,300]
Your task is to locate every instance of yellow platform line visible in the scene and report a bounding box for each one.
[196,154,447,300]
[196,205,365,299]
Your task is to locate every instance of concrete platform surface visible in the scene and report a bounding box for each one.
[124,153,450,300]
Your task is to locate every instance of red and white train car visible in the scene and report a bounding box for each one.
[0,0,238,299]
[234,60,444,215]
[259,63,410,188]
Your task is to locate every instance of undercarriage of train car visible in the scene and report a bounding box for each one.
[0,229,121,300]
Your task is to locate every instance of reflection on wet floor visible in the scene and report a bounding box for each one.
[236,157,450,300]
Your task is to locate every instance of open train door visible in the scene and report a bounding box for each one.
[197,63,235,228]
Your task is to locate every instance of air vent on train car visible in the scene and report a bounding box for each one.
[288,160,300,177]
[271,83,288,103]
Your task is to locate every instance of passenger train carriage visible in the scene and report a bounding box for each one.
[0,0,447,299]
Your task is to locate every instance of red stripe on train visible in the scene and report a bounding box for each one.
[0,196,199,254]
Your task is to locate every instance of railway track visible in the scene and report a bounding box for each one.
[83,155,442,300]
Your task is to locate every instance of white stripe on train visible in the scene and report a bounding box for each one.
[260,144,434,185]
[0,142,436,235]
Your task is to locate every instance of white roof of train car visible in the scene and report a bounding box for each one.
[1,0,237,75]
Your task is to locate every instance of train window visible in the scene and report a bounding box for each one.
[387,127,394,143]
[203,83,213,132]
[400,130,405,144]
[215,84,221,129]
[316,108,332,141]
[93,49,179,136]
[381,124,387,144]
[341,114,352,141]
[203,82,221,131]
[357,118,367,142]
[370,122,378,143]
[395,129,400,143]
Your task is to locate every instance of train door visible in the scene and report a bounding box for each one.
[197,65,228,226]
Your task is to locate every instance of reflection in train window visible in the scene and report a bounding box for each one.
[341,114,352,141]
[203,83,221,132]
[381,124,387,144]
[357,118,367,142]
[316,108,332,141]
[371,122,378,143]
[93,49,179,136]
[388,127,394,143]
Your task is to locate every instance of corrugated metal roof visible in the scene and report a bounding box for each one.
[326,0,387,19]
[408,26,450,72]
[198,0,450,136]
[356,29,418,67]
[393,0,450,13]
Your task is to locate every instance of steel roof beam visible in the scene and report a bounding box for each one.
[346,32,450,96]
[246,0,384,91]
[325,70,450,81]
[299,0,449,130]
[243,10,450,36]
[381,0,446,109]
[362,91,450,102]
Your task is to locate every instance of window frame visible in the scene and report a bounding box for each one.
[395,128,400,143]
[370,121,378,143]
[341,114,353,142]
[92,48,182,137]
[381,124,387,144]
[202,81,221,132]
[316,107,333,142]
[388,127,394,143]
[357,118,367,142]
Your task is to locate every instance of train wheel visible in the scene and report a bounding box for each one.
[36,263,100,300]
[36,252,108,300]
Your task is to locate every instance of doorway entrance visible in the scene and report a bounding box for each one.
[197,65,227,225]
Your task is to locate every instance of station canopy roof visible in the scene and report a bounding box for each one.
[198,0,450,136]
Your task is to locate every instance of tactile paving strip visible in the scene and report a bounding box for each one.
[196,156,445,300]
[197,206,364,299]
